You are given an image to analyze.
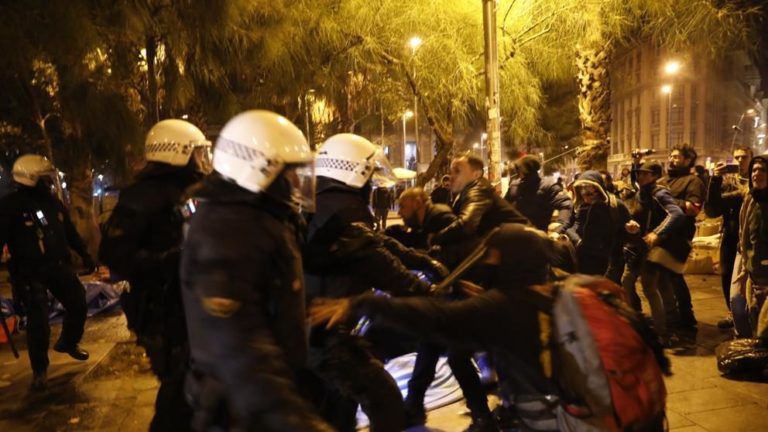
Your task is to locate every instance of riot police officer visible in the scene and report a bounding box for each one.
[180,110,332,432]
[304,133,445,432]
[0,154,95,391]
[99,119,212,431]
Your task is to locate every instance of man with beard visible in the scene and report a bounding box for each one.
[99,119,212,430]
[705,146,752,330]
[660,144,706,337]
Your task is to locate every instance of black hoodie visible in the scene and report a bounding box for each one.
[563,170,630,277]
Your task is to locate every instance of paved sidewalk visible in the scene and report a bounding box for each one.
[2,275,768,431]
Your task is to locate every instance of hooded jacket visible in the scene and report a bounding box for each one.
[563,171,630,276]
[505,170,573,232]
[738,156,768,285]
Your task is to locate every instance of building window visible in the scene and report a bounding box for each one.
[651,133,659,149]
[671,106,684,124]
[652,107,660,127]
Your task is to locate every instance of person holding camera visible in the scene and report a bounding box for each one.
[705,146,753,331]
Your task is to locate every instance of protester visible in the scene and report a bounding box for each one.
[660,144,706,337]
[705,146,752,330]
[623,161,686,346]
[430,174,453,205]
[561,170,630,281]
[504,155,572,233]
[371,186,392,230]
[736,155,768,341]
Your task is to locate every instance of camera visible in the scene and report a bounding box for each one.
[631,149,655,158]
[724,163,740,174]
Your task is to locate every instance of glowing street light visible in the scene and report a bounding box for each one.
[664,60,681,75]
[660,84,672,94]
[409,36,423,54]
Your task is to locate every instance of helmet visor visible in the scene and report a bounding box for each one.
[369,148,398,188]
[39,171,64,200]
[191,143,213,174]
[285,164,316,213]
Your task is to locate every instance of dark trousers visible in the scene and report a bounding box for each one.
[16,262,87,373]
[309,334,405,432]
[406,343,490,418]
[668,271,697,327]
[374,209,388,231]
[721,234,739,309]
[146,342,193,432]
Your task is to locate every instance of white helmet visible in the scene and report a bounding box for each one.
[145,119,212,170]
[213,109,314,195]
[12,154,56,187]
[316,133,396,188]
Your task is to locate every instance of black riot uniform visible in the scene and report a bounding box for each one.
[0,182,94,380]
[303,177,440,432]
[99,162,201,431]
[180,174,333,432]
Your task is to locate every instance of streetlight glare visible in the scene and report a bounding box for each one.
[747,108,756,115]
[661,84,673,94]
[664,60,681,75]
[403,110,414,119]
[481,132,488,140]
[473,142,480,149]
[409,36,423,51]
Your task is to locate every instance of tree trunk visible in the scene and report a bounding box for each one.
[575,42,612,171]
[68,165,100,265]
[146,35,159,127]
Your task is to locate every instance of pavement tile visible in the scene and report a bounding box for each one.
[667,387,754,414]
[706,376,768,406]
[665,408,695,429]
[670,425,709,432]
[685,403,768,432]
[664,371,717,394]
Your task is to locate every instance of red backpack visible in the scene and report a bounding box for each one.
[546,275,670,431]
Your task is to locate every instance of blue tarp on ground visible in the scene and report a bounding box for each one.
[48,281,122,323]
[356,352,466,428]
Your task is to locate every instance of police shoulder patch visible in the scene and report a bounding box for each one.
[202,297,241,318]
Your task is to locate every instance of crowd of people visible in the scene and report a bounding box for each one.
[2,107,768,431]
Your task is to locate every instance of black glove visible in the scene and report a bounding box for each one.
[425,259,450,282]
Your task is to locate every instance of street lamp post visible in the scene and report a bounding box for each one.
[402,110,414,168]
[661,84,673,148]
[662,60,681,149]
[409,36,422,173]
